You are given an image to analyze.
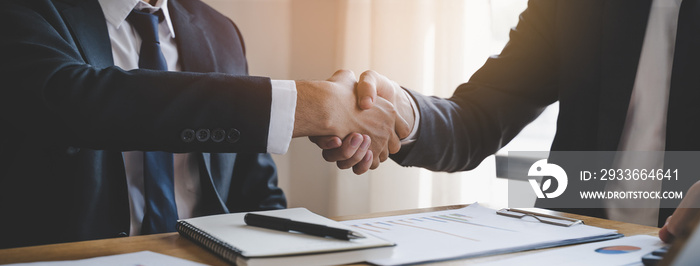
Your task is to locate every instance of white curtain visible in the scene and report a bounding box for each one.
[204,0,538,217]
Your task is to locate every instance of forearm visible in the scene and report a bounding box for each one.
[1,4,273,153]
[394,87,545,172]
[394,0,559,171]
[50,67,273,152]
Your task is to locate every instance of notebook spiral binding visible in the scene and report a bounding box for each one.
[176,221,244,264]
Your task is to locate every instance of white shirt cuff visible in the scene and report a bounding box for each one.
[400,89,420,145]
[267,80,297,154]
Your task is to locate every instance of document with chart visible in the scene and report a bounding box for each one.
[340,203,622,265]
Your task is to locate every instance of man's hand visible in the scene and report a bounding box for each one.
[294,70,405,169]
[310,133,374,174]
[356,70,415,127]
[310,70,415,174]
[659,181,700,243]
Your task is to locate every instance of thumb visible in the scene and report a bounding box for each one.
[327,69,357,88]
[357,71,379,110]
[659,225,674,243]
[659,215,674,243]
[309,136,342,149]
[395,114,411,140]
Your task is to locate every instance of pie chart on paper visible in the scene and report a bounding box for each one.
[594,245,642,254]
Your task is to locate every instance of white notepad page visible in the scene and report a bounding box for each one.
[341,203,620,265]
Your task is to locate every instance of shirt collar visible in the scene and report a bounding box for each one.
[98,0,176,38]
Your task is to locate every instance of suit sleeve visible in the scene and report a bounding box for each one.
[391,0,560,172]
[0,1,271,153]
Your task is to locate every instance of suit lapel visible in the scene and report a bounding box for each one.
[197,153,239,215]
[168,0,218,72]
[60,0,114,68]
[596,0,652,150]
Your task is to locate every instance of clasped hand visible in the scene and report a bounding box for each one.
[296,70,413,174]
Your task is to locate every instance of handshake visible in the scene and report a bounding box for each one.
[292,70,415,174]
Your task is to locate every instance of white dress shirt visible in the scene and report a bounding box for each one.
[97,0,296,236]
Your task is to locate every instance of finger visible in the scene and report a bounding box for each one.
[309,136,342,149]
[327,69,357,87]
[369,141,383,169]
[357,71,378,110]
[659,225,674,243]
[322,133,363,163]
[388,130,402,154]
[659,228,674,243]
[371,156,380,169]
[379,146,389,162]
[395,108,412,140]
[352,150,373,175]
[337,135,372,169]
[662,181,700,241]
[374,72,397,99]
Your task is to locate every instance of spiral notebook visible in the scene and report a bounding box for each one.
[176,208,394,266]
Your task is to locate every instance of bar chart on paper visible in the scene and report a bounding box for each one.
[349,212,516,242]
[341,203,621,265]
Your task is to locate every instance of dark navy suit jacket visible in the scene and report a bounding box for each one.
[393,0,700,226]
[0,0,286,248]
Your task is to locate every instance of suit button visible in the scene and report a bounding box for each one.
[117,232,128,237]
[227,129,241,143]
[66,146,80,155]
[181,129,195,143]
[211,128,226,143]
[196,129,211,142]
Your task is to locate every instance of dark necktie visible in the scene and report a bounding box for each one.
[127,9,178,234]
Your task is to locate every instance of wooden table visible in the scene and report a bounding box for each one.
[0,205,659,265]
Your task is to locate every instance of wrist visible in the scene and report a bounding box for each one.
[292,80,337,138]
[397,87,416,136]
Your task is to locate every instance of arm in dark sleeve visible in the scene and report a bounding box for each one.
[391,0,559,172]
[0,1,271,153]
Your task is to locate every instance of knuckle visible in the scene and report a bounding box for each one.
[389,106,398,115]
[337,160,356,170]
[360,71,377,83]
[358,79,373,89]
[380,151,389,161]
[338,69,356,80]
[354,165,369,175]
[322,151,336,162]
[360,70,370,78]
[389,145,400,154]
[351,151,365,162]
[342,148,356,159]
[370,144,381,155]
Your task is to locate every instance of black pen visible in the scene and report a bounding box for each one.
[244,213,366,241]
